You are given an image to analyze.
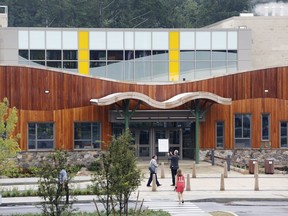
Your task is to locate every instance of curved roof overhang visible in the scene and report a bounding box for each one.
[90,91,231,109]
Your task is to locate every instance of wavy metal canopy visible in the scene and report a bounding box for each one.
[90,92,232,109]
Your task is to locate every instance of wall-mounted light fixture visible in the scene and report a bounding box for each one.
[44,90,50,94]
[264,89,269,93]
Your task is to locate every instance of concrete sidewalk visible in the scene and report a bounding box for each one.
[1,161,288,215]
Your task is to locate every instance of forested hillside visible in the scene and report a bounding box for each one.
[0,0,284,28]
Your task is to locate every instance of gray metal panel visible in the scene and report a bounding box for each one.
[0,28,18,49]
[238,29,252,50]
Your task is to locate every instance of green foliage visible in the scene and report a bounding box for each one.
[0,0,253,28]
[87,160,102,172]
[37,150,76,216]
[2,166,40,178]
[91,129,142,216]
[0,97,21,175]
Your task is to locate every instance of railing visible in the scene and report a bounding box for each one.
[208,149,249,171]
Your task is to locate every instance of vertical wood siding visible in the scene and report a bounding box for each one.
[1,66,288,150]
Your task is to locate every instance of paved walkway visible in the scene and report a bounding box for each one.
[1,160,288,216]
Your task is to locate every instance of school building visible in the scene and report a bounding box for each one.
[1,7,288,164]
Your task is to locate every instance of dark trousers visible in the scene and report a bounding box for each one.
[171,168,178,185]
[59,182,69,204]
[147,172,160,186]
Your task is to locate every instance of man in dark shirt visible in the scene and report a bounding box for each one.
[168,150,179,186]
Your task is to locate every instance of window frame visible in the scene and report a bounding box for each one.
[27,122,55,150]
[215,121,224,148]
[74,121,101,150]
[280,121,288,148]
[234,114,252,149]
[261,113,270,141]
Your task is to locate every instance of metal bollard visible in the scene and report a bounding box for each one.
[152,174,157,191]
[254,161,259,178]
[227,155,231,171]
[186,174,191,191]
[192,161,197,178]
[220,173,225,191]
[211,149,215,166]
[254,173,259,191]
[160,162,165,178]
[224,161,228,178]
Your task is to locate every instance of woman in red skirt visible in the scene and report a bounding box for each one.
[175,168,185,204]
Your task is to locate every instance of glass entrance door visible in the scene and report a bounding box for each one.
[153,128,182,160]
[131,129,150,159]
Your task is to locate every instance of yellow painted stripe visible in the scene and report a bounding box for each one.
[78,31,89,49]
[78,31,89,75]
[79,61,89,75]
[169,31,179,81]
[169,32,179,49]
[169,50,179,61]
[79,50,89,61]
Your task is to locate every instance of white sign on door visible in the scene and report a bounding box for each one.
[158,139,169,152]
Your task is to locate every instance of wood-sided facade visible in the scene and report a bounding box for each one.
[1,65,288,152]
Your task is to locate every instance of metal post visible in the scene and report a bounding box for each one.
[124,99,130,130]
[227,155,231,171]
[195,99,200,164]
[211,149,215,166]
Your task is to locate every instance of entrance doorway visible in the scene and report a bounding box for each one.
[125,122,195,160]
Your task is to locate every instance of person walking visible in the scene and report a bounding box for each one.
[175,168,185,204]
[59,168,69,204]
[168,149,179,186]
[147,155,161,187]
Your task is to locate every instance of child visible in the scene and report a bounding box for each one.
[175,168,185,204]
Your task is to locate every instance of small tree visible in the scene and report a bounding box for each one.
[92,129,142,216]
[37,150,75,216]
[0,97,20,175]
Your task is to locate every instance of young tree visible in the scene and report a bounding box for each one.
[91,129,142,216]
[0,97,20,175]
[37,150,75,216]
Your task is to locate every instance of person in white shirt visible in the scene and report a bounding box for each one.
[59,168,69,203]
[146,155,161,187]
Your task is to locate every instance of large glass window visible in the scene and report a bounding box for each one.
[234,114,251,148]
[261,114,270,140]
[74,122,101,149]
[107,50,123,61]
[30,50,45,60]
[90,50,106,60]
[216,121,224,148]
[63,50,77,60]
[280,122,288,148]
[19,50,29,60]
[28,123,54,150]
[46,50,61,60]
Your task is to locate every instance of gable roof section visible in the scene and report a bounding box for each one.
[90,92,232,109]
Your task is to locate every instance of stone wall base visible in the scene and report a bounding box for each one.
[16,151,101,169]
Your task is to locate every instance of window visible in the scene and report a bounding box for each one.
[280,122,288,148]
[28,123,54,150]
[74,122,101,149]
[261,114,270,140]
[63,50,77,60]
[216,121,224,148]
[30,50,45,60]
[234,114,251,148]
[46,50,61,60]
